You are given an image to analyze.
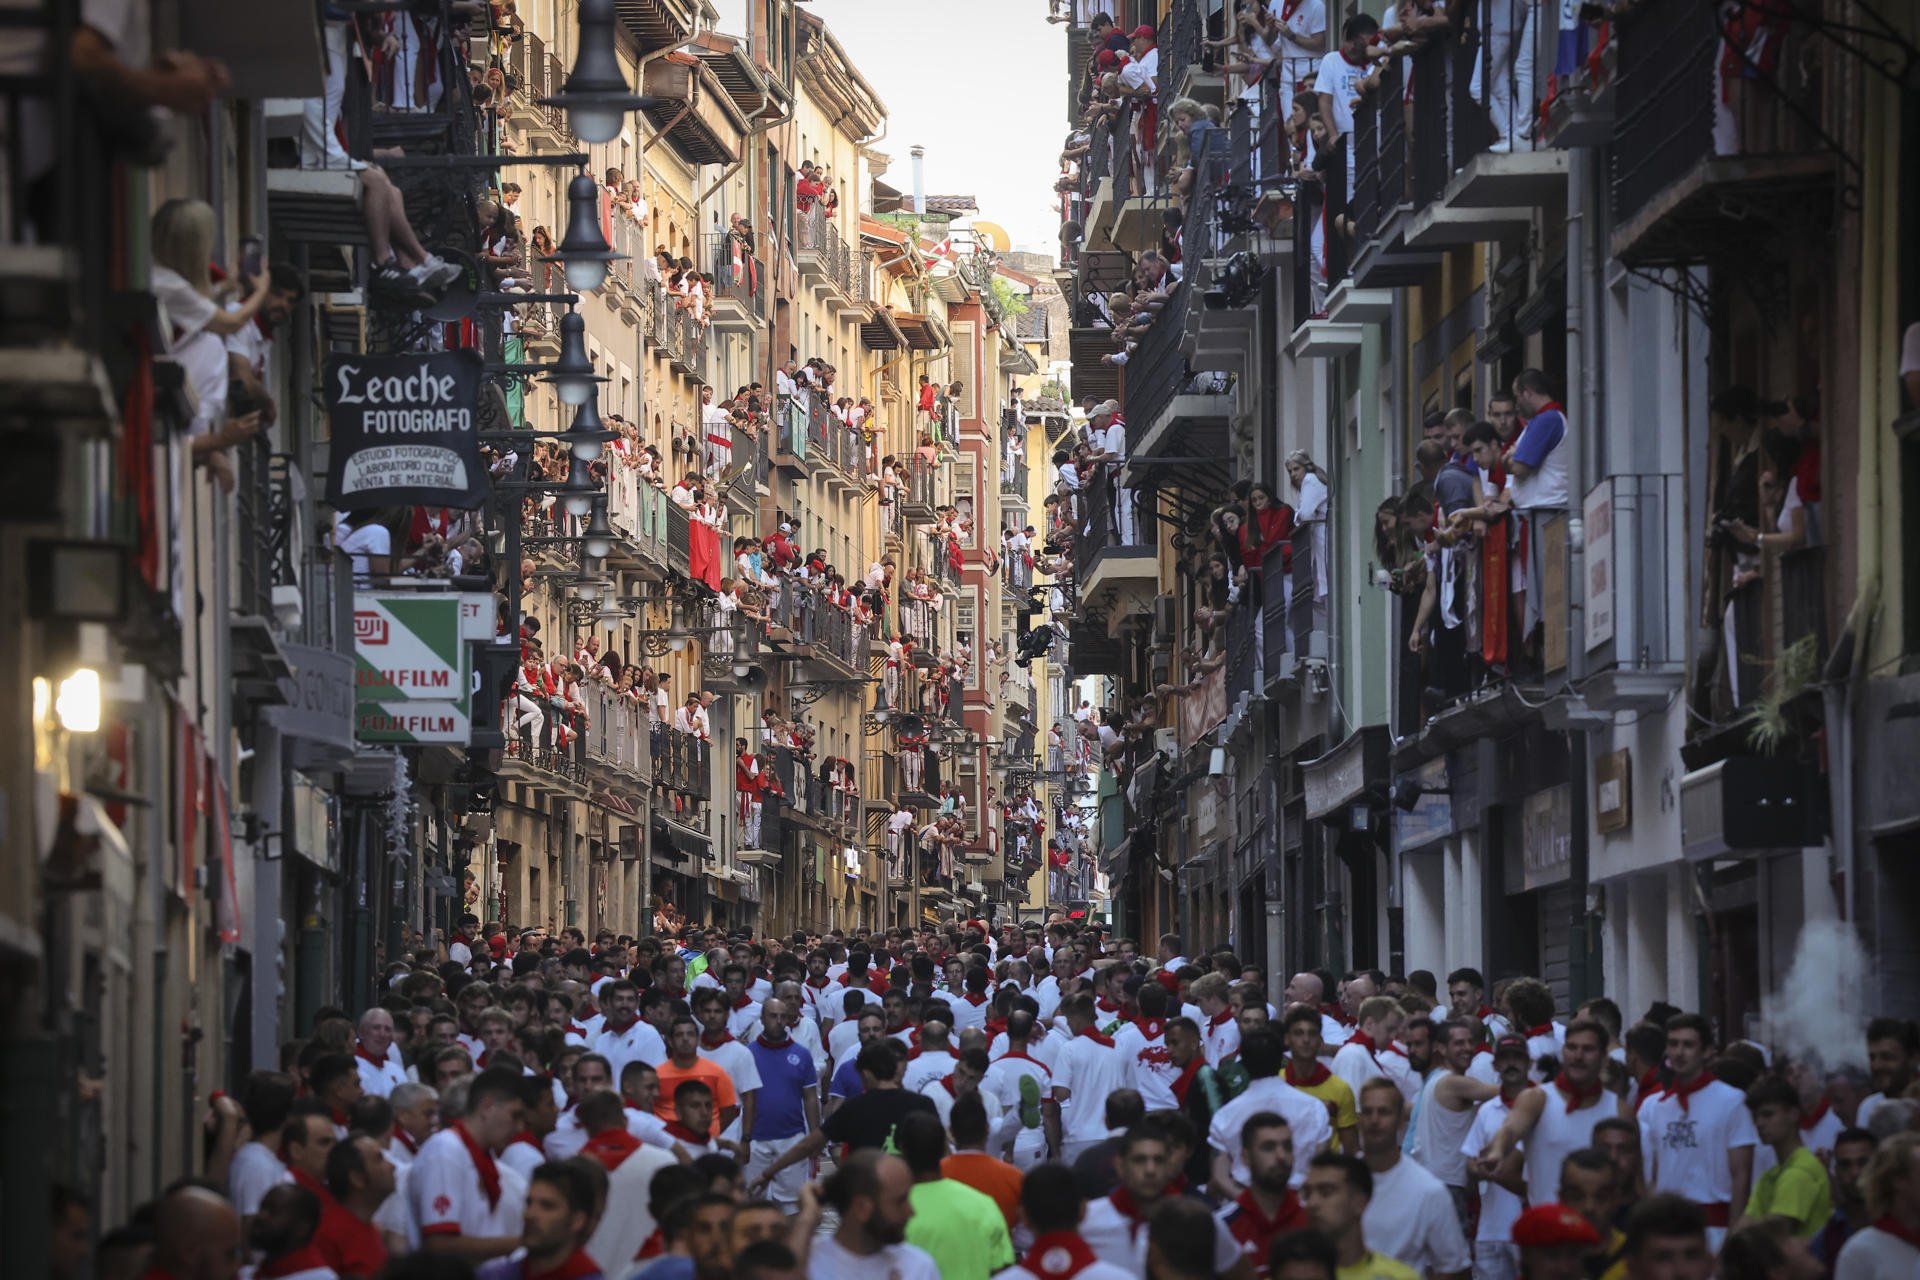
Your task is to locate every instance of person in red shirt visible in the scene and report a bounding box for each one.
[736,738,766,849]
[1218,1112,1308,1275]
[315,1135,395,1278]
[250,1182,334,1280]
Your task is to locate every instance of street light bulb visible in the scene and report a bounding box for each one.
[554,375,595,406]
[568,437,605,462]
[669,633,689,653]
[55,667,102,733]
[564,257,610,292]
[598,609,624,633]
[568,106,624,145]
[585,533,613,559]
[563,490,594,517]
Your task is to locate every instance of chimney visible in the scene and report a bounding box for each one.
[910,145,926,216]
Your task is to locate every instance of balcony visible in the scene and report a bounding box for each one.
[1540,20,1617,148]
[647,282,684,363]
[1344,58,1446,289]
[1404,7,1567,250]
[1608,2,1833,267]
[1581,474,1687,713]
[615,0,698,53]
[705,231,763,332]
[722,422,769,513]
[795,204,856,303]
[503,32,574,149]
[703,609,768,696]
[803,390,861,484]
[606,467,672,578]
[1073,467,1157,617]
[901,458,940,523]
[581,683,652,784]
[641,54,746,167]
[504,696,590,789]
[666,498,691,576]
[656,731,711,800]
[1159,0,1226,114]
[1119,260,1235,488]
[606,215,647,326]
[771,394,808,479]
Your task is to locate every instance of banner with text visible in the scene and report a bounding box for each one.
[353,592,475,744]
[324,349,487,510]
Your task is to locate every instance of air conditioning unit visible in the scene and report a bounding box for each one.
[1154,727,1178,756]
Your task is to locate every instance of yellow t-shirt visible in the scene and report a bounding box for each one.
[1286,1063,1359,1147]
[1338,1251,1419,1280]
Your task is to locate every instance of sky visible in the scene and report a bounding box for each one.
[708,0,1066,254]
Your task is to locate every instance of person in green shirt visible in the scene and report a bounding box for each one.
[1744,1076,1834,1238]
[893,1108,1014,1280]
[1301,1151,1419,1280]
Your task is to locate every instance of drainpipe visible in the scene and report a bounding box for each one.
[910,145,926,216]
[1563,143,1596,1006]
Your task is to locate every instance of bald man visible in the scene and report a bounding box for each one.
[1286,972,1351,1047]
[150,1186,244,1280]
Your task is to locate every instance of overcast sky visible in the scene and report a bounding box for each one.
[709,0,1065,254]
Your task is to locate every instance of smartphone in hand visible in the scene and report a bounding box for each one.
[240,235,263,283]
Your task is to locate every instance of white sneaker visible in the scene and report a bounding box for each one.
[410,255,463,291]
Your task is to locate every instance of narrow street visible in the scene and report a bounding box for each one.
[6,0,1920,1277]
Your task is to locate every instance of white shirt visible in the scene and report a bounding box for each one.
[1117,45,1159,94]
[1112,1020,1180,1113]
[356,1050,409,1099]
[1274,0,1328,79]
[990,1029,1063,1073]
[1054,1030,1133,1145]
[901,1046,961,1095]
[1638,1078,1759,1206]
[1083,1192,1242,1277]
[1463,1094,1524,1243]
[1361,1155,1473,1275]
[229,1140,291,1216]
[591,1018,668,1089]
[946,991,992,1034]
[498,1135,545,1181]
[806,1236,941,1280]
[827,1017,865,1076]
[1315,48,1371,136]
[997,1255,1135,1280]
[1520,1083,1612,1207]
[1201,1012,1241,1067]
[1208,1076,1333,1187]
[410,1125,528,1240]
[700,1037,763,1142]
[1835,1224,1920,1280]
[1332,1038,1419,1105]
[338,522,391,585]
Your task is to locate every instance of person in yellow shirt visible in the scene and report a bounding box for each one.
[1300,1151,1418,1280]
[1283,1005,1359,1154]
[1743,1076,1834,1238]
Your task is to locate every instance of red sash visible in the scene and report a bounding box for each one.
[1021,1231,1102,1280]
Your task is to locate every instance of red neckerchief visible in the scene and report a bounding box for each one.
[1552,1071,1604,1108]
[1800,1096,1832,1131]
[526,1247,605,1280]
[328,1105,352,1129]
[1234,1188,1307,1234]
[288,1166,332,1203]
[1133,1017,1166,1040]
[354,1046,388,1069]
[392,1124,420,1155]
[1339,46,1368,67]
[1206,1009,1234,1033]
[1170,1056,1205,1104]
[664,1120,709,1146]
[509,1129,542,1153]
[1285,1059,1330,1088]
[633,1228,664,1261]
[452,1120,502,1209]
[806,974,832,989]
[1664,1071,1718,1113]
[755,1032,791,1050]
[1095,996,1121,1015]
[1078,1024,1116,1048]
[1869,1215,1920,1250]
[730,992,754,1011]
[1474,1005,1496,1020]
[1346,1029,1380,1057]
[1525,1024,1556,1039]
[1107,1187,1152,1238]
[257,1245,331,1278]
[582,1128,641,1171]
[1500,1081,1536,1106]
[1021,1230,1102,1280]
[1635,1068,1665,1109]
[1322,1003,1354,1027]
[937,1074,958,1096]
[1280,0,1305,21]
[700,1031,736,1049]
[962,991,990,1006]
[565,1023,588,1037]
[985,1018,1008,1038]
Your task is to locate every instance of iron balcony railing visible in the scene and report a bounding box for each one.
[606,463,671,566]
[1072,465,1150,583]
[658,731,711,799]
[581,682,651,782]
[1409,29,1490,210]
[666,499,691,572]
[706,230,763,307]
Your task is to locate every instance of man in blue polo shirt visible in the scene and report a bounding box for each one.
[1506,368,1570,651]
[742,996,822,1207]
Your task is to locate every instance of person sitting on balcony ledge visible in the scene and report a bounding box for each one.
[1503,368,1570,657]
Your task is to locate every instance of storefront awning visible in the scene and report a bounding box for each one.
[1303,725,1392,820]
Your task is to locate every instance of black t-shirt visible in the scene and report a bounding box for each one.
[822,1086,938,1153]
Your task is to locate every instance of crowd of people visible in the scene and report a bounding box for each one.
[67,921,1920,1280]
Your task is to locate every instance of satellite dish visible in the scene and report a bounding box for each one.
[972,220,1012,253]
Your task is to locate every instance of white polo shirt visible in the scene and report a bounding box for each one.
[1054,1030,1132,1146]
[592,1019,668,1093]
[1083,1191,1241,1277]
[410,1123,527,1241]
[1201,1011,1241,1067]
[1462,1094,1524,1244]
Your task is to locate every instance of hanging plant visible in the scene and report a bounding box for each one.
[1740,634,1821,756]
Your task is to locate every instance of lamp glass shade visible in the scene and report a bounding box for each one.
[584,534,613,558]
[569,106,624,145]
[563,257,610,292]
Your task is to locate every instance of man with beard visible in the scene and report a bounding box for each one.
[1218,1112,1310,1272]
[249,1183,333,1280]
[591,980,667,1093]
[1082,1124,1253,1277]
[1208,1031,1333,1197]
[1300,1152,1415,1280]
[476,1161,603,1279]
[1858,1018,1917,1133]
[1473,1021,1617,1212]
[1813,1129,1878,1267]
[314,1134,395,1276]
[1459,1035,1534,1280]
[806,1151,940,1280]
[1407,1020,1501,1234]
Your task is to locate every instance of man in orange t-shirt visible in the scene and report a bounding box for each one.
[651,1016,740,1136]
[940,1090,1023,1230]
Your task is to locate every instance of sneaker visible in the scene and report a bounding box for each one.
[370,261,434,308]
[410,254,463,291]
[1018,1073,1042,1129]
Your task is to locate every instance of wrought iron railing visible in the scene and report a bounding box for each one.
[1072,465,1149,583]
[658,731,711,799]
[707,230,763,307]
[666,499,691,572]
[582,682,651,781]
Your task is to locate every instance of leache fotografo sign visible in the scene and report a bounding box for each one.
[324,349,487,510]
[353,593,474,744]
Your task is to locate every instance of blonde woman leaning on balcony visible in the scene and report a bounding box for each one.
[1286,450,1331,605]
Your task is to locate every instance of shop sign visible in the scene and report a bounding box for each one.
[1584,481,1615,652]
[266,642,356,750]
[1391,757,1454,853]
[324,349,487,510]
[353,592,472,744]
[1520,784,1572,890]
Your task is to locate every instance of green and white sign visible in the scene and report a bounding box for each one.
[353,592,478,743]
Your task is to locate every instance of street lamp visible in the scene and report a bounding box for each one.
[582,496,615,560]
[544,174,624,292]
[560,394,619,462]
[539,0,656,144]
[542,310,608,405]
[560,454,599,518]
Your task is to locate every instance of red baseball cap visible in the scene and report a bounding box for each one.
[1130,24,1156,40]
[1512,1204,1600,1249]
[1493,1033,1530,1057]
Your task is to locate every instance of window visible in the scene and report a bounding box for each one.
[957,756,980,837]
[952,324,976,420]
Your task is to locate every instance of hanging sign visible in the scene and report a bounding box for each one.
[324,349,488,510]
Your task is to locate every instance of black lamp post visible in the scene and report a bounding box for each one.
[560,454,599,518]
[559,394,619,462]
[543,310,608,405]
[544,174,625,293]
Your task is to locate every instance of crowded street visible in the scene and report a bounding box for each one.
[8,0,1920,1278]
